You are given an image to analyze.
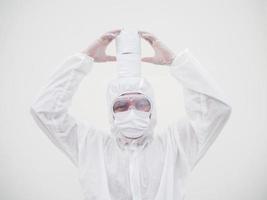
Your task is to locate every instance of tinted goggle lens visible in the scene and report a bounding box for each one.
[113,98,151,113]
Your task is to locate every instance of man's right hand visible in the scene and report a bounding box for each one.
[81,29,121,62]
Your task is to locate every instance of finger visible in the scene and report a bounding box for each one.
[139,32,158,41]
[105,55,117,62]
[101,33,117,45]
[141,34,159,47]
[107,29,121,34]
[143,34,158,43]
[103,29,121,40]
[140,34,153,45]
[108,29,121,35]
[138,30,151,35]
[101,29,122,44]
[141,57,156,64]
[102,33,116,40]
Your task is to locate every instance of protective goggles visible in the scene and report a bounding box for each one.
[112,93,152,113]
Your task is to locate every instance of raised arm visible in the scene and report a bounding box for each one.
[168,49,232,171]
[30,29,121,167]
[139,31,232,171]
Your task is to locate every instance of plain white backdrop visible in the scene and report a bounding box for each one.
[0,0,266,199]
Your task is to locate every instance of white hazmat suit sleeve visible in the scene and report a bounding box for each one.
[168,48,232,171]
[30,53,95,167]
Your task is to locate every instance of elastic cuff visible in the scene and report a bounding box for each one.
[74,52,94,74]
[170,48,190,68]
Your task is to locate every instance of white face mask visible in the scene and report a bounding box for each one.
[113,109,151,139]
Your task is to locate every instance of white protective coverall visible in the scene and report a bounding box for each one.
[30,32,232,200]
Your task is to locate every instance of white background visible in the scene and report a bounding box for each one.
[1,0,266,199]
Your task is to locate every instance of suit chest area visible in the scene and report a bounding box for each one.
[103,140,166,200]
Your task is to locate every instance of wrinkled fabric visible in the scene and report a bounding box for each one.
[30,49,232,200]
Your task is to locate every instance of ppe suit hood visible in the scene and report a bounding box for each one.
[106,29,157,151]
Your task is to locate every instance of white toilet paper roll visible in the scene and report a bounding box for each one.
[116,29,141,77]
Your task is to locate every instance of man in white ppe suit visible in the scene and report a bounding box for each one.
[30,29,232,200]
